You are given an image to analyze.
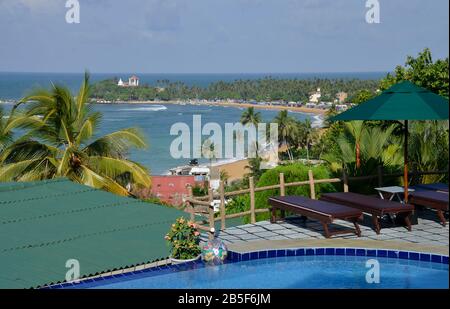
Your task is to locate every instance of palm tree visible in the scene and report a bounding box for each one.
[321,122,403,176]
[201,139,217,168]
[245,156,263,181]
[219,169,230,185]
[0,107,16,153]
[0,73,151,196]
[295,118,319,161]
[240,107,263,157]
[343,121,365,169]
[1,106,42,153]
[408,121,449,183]
[240,107,261,128]
[274,110,298,161]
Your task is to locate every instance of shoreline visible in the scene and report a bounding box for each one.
[4,98,324,180]
[92,99,328,115]
[101,100,325,179]
[3,98,328,115]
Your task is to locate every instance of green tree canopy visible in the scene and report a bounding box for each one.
[380,48,449,97]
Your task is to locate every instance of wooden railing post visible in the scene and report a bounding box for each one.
[377,165,383,188]
[342,170,349,193]
[208,188,215,240]
[308,170,316,200]
[249,176,256,223]
[279,173,285,197]
[186,185,195,221]
[219,181,226,231]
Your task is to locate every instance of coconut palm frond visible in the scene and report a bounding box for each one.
[84,128,148,157]
[0,140,58,165]
[75,112,102,145]
[0,159,42,181]
[87,156,151,187]
[76,72,91,120]
[78,165,130,196]
[240,107,262,127]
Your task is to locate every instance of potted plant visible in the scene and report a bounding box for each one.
[165,217,202,264]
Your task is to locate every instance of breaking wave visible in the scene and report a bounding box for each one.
[119,105,167,112]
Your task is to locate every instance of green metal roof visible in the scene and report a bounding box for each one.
[0,178,185,289]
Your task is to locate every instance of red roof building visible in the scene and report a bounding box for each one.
[151,175,204,207]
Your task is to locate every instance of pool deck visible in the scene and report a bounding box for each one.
[214,209,449,256]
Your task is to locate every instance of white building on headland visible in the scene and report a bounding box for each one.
[128,75,139,87]
[117,75,140,87]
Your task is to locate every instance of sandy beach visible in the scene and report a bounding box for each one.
[93,99,328,115]
[210,159,250,183]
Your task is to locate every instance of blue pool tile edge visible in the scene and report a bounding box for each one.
[227,247,449,266]
[50,247,448,289]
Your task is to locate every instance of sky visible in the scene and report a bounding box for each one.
[0,0,448,73]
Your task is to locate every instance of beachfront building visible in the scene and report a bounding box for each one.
[335,91,348,103]
[117,75,140,87]
[316,102,327,109]
[189,167,210,182]
[309,88,321,103]
[335,104,349,112]
[151,175,205,207]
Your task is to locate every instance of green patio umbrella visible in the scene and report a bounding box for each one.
[331,81,449,202]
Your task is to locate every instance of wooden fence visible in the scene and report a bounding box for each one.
[184,168,448,240]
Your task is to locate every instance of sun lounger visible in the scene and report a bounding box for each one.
[320,192,414,234]
[409,191,449,226]
[413,183,448,193]
[268,196,363,238]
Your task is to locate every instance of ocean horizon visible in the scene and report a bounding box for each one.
[0,71,387,100]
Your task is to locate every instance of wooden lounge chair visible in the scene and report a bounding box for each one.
[409,191,449,226]
[320,192,414,234]
[268,196,363,239]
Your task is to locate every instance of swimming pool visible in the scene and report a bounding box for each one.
[60,248,448,289]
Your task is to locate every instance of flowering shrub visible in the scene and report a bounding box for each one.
[165,217,201,260]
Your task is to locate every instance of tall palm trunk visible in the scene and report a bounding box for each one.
[306,142,310,161]
[356,142,361,169]
[285,140,293,161]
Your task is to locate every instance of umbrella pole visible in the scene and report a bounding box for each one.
[404,120,409,203]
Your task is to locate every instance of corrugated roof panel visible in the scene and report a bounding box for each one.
[0,178,185,288]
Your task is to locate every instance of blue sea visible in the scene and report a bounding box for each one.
[0,72,384,175]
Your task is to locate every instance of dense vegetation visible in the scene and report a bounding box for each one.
[226,164,336,223]
[90,77,380,103]
[315,48,449,186]
[225,48,449,216]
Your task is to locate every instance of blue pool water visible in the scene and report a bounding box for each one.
[81,255,448,289]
